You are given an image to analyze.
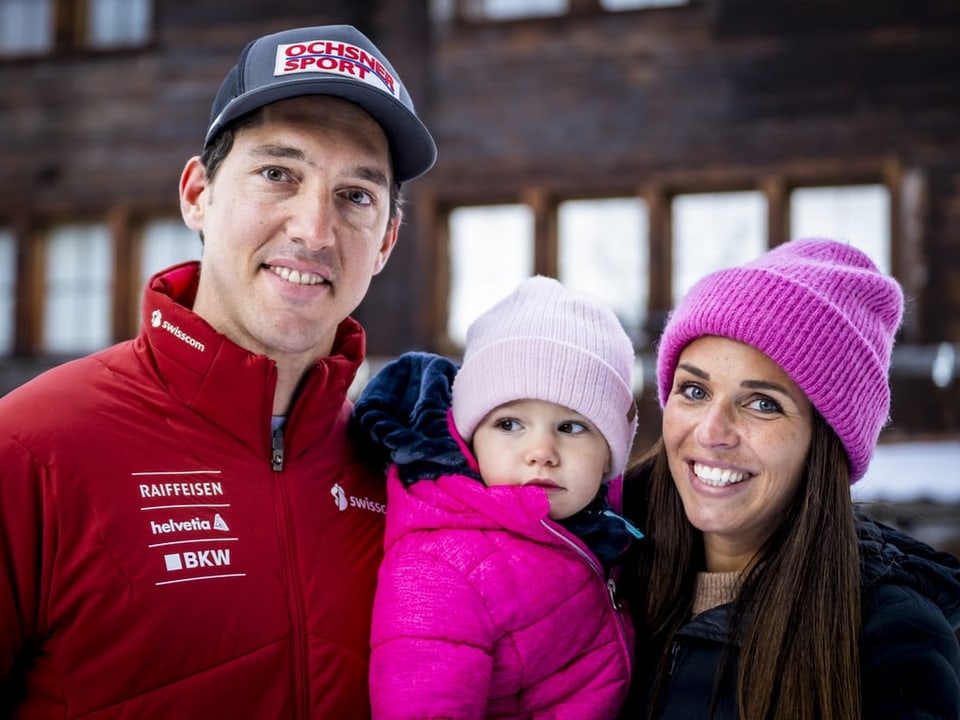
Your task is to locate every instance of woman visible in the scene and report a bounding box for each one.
[621,237,960,719]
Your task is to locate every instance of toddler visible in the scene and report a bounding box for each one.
[353,275,642,719]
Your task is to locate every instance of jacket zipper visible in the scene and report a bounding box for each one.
[668,640,680,675]
[540,520,633,677]
[607,577,621,609]
[269,423,308,718]
[271,426,284,471]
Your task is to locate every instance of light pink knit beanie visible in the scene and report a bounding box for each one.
[656,237,904,482]
[452,276,638,481]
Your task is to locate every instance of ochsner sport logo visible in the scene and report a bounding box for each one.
[151,310,205,353]
[274,40,400,99]
[331,483,385,515]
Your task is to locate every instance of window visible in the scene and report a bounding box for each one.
[446,199,645,347]
[432,0,686,22]
[672,191,766,303]
[448,205,534,344]
[601,0,688,9]
[461,0,567,20]
[791,184,890,273]
[87,0,151,49]
[0,0,151,57]
[442,181,890,352]
[139,219,201,294]
[0,0,52,55]
[558,198,648,342]
[43,223,113,354]
[0,228,15,355]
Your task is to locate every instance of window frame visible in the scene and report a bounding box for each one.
[434,0,689,25]
[0,0,154,59]
[433,163,900,352]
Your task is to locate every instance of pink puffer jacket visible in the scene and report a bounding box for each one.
[369,468,633,719]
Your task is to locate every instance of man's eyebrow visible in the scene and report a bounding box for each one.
[352,165,391,189]
[249,144,307,162]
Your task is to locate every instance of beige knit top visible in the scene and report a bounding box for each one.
[692,571,743,617]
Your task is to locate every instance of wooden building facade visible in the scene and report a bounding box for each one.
[1,1,959,526]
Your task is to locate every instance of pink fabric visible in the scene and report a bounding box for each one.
[370,470,633,719]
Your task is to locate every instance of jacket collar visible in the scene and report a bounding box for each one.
[137,261,366,459]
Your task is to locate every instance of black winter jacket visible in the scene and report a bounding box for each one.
[625,514,960,719]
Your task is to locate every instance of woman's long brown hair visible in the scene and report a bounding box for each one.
[623,412,861,720]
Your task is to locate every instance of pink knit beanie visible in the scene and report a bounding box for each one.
[656,238,904,483]
[452,276,638,481]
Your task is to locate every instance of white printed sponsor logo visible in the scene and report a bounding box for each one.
[349,496,386,514]
[164,548,231,571]
[275,40,399,99]
[150,309,206,352]
[330,483,385,515]
[151,513,230,535]
[139,481,224,498]
[331,483,348,511]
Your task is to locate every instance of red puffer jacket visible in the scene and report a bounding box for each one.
[0,262,386,719]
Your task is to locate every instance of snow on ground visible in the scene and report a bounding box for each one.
[853,440,960,502]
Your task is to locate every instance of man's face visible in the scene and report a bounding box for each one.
[180,95,398,364]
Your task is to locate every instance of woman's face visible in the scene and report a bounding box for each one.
[662,336,813,572]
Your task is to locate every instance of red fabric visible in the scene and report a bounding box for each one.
[0,262,385,718]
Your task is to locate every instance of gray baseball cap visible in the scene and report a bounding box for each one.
[205,25,437,183]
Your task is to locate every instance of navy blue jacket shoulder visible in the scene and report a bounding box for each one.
[627,513,960,719]
[859,516,960,719]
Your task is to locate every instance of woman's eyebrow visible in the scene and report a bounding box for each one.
[677,362,708,379]
[740,380,790,397]
[741,379,800,403]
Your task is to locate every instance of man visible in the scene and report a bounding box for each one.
[0,25,435,718]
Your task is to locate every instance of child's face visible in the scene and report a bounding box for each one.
[472,399,611,520]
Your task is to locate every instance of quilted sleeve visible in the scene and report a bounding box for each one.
[369,538,494,720]
[860,584,960,719]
